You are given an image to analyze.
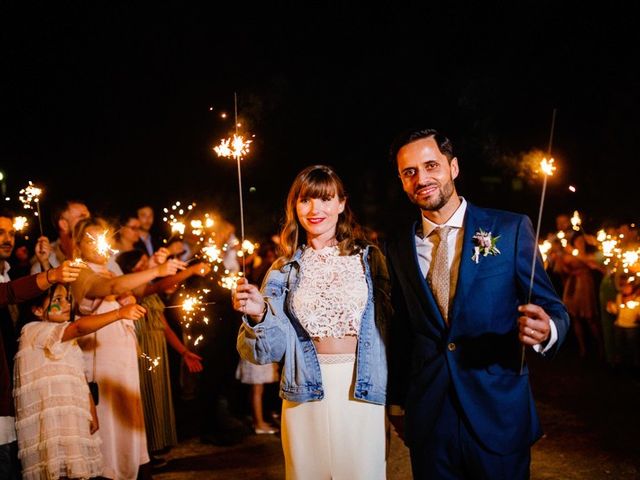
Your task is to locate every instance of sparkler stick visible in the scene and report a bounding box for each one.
[213,93,252,275]
[520,109,557,374]
[19,181,44,236]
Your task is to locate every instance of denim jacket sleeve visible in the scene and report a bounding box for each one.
[236,264,291,365]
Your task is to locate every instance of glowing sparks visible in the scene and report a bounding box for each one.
[597,230,607,242]
[539,240,552,262]
[219,271,244,291]
[18,181,42,211]
[162,201,196,239]
[70,257,87,267]
[242,239,257,255]
[540,157,556,176]
[569,185,576,192]
[570,211,582,231]
[622,250,639,269]
[86,231,119,259]
[601,239,618,257]
[202,245,223,264]
[194,334,204,346]
[214,134,252,160]
[13,216,28,232]
[140,353,161,371]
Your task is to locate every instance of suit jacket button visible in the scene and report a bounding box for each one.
[447,342,456,352]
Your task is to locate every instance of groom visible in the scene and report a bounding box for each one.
[386,128,569,479]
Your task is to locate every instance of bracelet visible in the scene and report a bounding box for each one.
[45,269,53,284]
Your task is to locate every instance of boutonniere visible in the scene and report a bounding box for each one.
[471,229,501,264]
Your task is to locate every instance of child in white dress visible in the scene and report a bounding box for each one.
[13,283,146,480]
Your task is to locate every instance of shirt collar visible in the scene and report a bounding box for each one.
[421,197,467,239]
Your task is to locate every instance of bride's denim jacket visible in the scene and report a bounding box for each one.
[237,244,390,405]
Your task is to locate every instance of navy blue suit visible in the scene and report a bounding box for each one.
[387,203,569,478]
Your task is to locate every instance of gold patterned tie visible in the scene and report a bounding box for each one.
[427,226,452,323]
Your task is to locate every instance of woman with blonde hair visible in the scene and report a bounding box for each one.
[233,165,391,479]
[70,217,185,480]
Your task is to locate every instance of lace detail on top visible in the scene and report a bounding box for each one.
[291,246,368,338]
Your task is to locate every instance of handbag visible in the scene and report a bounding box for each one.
[88,332,99,405]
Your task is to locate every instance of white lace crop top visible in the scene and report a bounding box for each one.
[291,245,368,338]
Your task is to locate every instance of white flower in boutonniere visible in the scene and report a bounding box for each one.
[471,229,501,264]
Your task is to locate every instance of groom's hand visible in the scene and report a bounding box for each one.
[518,304,551,347]
[388,413,405,442]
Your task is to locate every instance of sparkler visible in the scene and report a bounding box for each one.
[213,93,252,275]
[219,270,244,291]
[521,109,557,374]
[86,231,119,259]
[13,216,29,232]
[18,181,44,236]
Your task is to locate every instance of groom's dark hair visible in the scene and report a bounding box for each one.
[389,128,455,164]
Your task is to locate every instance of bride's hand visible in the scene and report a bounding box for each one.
[232,278,266,322]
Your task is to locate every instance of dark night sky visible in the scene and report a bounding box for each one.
[1,3,638,240]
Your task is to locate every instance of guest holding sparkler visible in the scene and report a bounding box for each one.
[385,128,569,479]
[14,284,146,480]
[233,165,391,479]
[562,231,604,359]
[1,208,83,480]
[70,217,185,480]
[114,210,143,254]
[116,249,207,464]
[30,200,90,273]
[136,205,162,257]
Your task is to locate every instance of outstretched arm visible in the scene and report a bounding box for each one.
[136,262,211,297]
[61,303,147,341]
[161,313,203,372]
[84,259,186,299]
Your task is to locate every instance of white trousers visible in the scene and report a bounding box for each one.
[281,354,386,480]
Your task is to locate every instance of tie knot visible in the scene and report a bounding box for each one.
[433,226,452,240]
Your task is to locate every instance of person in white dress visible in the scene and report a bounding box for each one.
[69,217,185,480]
[14,282,146,480]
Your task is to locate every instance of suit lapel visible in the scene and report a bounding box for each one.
[402,221,447,330]
[450,203,495,321]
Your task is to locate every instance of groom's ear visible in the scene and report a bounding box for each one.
[450,157,459,180]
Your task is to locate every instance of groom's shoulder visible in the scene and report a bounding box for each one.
[469,203,529,226]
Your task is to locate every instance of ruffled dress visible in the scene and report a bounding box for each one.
[13,321,103,480]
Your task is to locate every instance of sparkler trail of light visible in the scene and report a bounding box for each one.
[521,108,557,374]
[18,181,44,235]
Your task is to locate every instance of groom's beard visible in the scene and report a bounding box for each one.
[410,177,455,212]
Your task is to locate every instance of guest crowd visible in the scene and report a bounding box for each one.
[0,201,283,480]
[0,195,637,479]
[544,213,640,370]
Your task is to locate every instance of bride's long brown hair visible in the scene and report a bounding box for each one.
[274,165,368,268]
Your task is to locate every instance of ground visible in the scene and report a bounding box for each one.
[154,345,640,479]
